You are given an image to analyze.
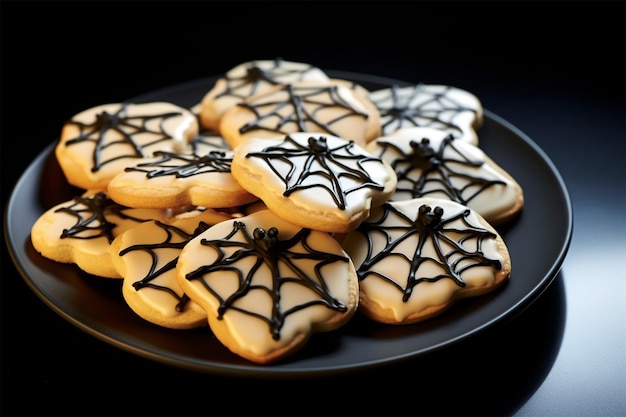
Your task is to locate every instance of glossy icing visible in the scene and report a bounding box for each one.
[368,84,483,145]
[56,102,198,190]
[30,191,169,278]
[199,58,330,130]
[106,133,257,208]
[219,80,378,147]
[342,197,508,323]
[366,127,521,224]
[177,209,357,362]
[113,208,232,328]
[231,132,397,232]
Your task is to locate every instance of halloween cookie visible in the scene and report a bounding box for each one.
[110,207,233,329]
[198,58,330,132]
[341,197,511,324]
[176,209,359,364]
[231,132,398,233]
[55,102,198,190]
[366,127,523,225]
[368,84,483,145]
[219,80,381,148]
[30,191,169,278]
[106,132,258,209]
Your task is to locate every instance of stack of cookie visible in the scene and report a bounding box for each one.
[30,58,523,364]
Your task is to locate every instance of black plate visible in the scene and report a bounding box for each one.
[4,71,573,377]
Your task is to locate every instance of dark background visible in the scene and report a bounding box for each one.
[1,0,622,179]
[2,1,625,416]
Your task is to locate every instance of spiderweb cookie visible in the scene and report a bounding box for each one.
[55,102,198,190]
[366,127,523,225]
[176,209,359,364]
[30,191,169,278]
[368,84,483,145]
[198,58,330,132]
[219,80,381,148]
[341,197,511,325]
[110,207,233,329]
[106,132,258,209]
[231,132,397,233]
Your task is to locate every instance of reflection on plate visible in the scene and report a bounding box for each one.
[4,71,572,377]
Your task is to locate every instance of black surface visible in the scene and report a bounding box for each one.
[2,1,624,416]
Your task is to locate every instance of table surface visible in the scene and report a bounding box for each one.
[2,2,625,416]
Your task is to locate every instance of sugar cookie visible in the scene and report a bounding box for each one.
[55,102,198,190]
[106,132,258,209]
[176,209,359,364]
[368,84,483,145]
[219,80,381,148]
[30,191,169,278]
[342,198,511,324]
[366,127,523,224]
[231,132,397,233]
[199,58,330,132]
[110,207,232,329]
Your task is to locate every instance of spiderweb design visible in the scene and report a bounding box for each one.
[119,220,212,312]
[216,57,320,100]
[64,103,184,172]
[236,84,369,137]
[55,191,152,243]
[124,150,233,179]
[354,203,502,302]
[375,84,479,136]
[185,221,350,340]
[246,135,385,209]
[380,134,506,204]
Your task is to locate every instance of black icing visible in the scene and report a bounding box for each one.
[245,134,386,210]
[119,220,212,312]
[352,202,502,302]
[55,191,152,243]
[185,220,349,340]
[378,134,506,204]
[236,83,368,137]
[64,103,184,172]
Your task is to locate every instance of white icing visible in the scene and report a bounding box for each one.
[30,191,169,278]
[342,198,505,323]
[232,132,397,226]
[368,84,482,144]
[226,59,329,85]
[177,209,355,357]
[56,102,199,189]
[199,59,330,130]
[116,208,231,321]
[367,127,519,223]
[221,80,376,146]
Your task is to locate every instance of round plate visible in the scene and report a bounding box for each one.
[4,71,572,377]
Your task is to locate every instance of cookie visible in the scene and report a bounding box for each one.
[55,102,198,190]
[110,207,233,329]
[341,197,511,324]
[219,79,382,148]
[30,191,169,278]
[198,58,330,132]
[106,132,258,209]
[366,127,523,225]
[368,84,483,145]
[176,209,359,364]
[231,132,398,233]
